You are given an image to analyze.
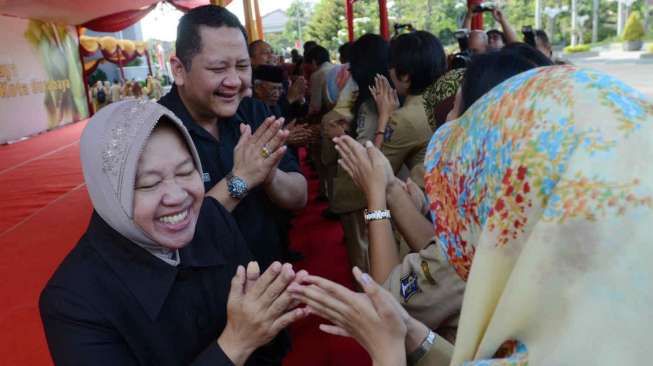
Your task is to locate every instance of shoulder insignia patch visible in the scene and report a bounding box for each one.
[384,125,395,142]
[400,271,420,302]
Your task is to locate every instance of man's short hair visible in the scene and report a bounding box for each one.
[535,30,550,46]
[389,31,447,95]
[303,41,318,54]
[305,46,330,66]
[248,40,268,57]
[487,29,506,43]
[338,43,352,63]
[253,65,284,83]
[175,5,247,70]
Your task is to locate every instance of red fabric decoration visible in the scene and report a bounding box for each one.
[100,48,141,65]
[82,4,157,32]
[166,0,209,12]
[79,46,97,58]
[84,59,104,76]
[166,0,234,12]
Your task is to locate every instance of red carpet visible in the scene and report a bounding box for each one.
[0,121,370,366]
[284,152,371,366]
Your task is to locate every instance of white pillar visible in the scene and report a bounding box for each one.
[617,1,624,36]
[571,0,578,46]
[592,0,599,43]
[645,1,650,34]
[535,0,543,29]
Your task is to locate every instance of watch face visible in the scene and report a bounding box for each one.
[228,176,248,198]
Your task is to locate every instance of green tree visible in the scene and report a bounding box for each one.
[266,32,294,55]
[623,11,645,40]
[283,0,313,48]
[391,0,463,44]
[305,0,347,54]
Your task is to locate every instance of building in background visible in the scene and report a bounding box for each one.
[262,9,288,34]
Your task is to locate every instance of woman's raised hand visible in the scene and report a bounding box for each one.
[369,74,400,124]
[334,135,395,201]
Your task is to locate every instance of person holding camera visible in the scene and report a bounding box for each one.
[462,5,518,53]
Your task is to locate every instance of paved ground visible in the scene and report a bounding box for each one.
[567,49,653,100]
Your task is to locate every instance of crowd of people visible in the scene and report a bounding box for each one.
[90,74,164,112]
[39,4,653,366]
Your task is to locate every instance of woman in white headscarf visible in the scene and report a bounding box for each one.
[40,100,306,366]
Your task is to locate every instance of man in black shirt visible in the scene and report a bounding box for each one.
[160,6,307,270]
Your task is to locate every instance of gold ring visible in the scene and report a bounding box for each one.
[260,145,271,158]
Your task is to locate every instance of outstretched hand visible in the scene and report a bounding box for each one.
[288,267,407,366]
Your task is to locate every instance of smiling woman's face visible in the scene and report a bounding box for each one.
[133,122,204,250]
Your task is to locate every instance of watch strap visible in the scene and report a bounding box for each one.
[407,330,437,366]
[363,209,391,222]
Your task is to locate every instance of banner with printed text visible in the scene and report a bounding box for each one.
[0,15,89,143]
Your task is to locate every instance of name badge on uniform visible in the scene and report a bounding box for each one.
[383,125,394,142]
[400,271,420,303]
[202,172,211,183]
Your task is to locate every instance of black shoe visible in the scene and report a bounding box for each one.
[321,208,339,221]
[285,250,305,263]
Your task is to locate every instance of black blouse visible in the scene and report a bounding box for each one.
[40,197,287,366]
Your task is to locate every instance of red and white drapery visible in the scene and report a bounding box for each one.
[79,1,231,33]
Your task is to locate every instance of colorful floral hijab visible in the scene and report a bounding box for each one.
[424,65,653,364]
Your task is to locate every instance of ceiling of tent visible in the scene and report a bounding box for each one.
[0,0,229,25]
[0,0,159,25]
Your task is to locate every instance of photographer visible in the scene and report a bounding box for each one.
[461,4,518,53]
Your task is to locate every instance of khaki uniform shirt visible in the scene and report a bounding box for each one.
[309,62,336,115]
[379,94,432,188]
[383,239,465,333]
[321,78,378,214]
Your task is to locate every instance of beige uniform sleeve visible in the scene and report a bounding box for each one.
[383,240,466,331]
[309,71,324,114]
[416,336,455,366]
[331,78,357,121]
[380,110,431,188]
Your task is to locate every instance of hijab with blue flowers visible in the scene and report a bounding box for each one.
[424,65,653,364]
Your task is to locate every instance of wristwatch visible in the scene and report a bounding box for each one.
[407,330,437,366]
[226,172,248,199]
[363,209,391,222]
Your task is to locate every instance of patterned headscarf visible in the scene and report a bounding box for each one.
[424,66,653,364]
[423,68,465,131]
[80,100,203,266]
